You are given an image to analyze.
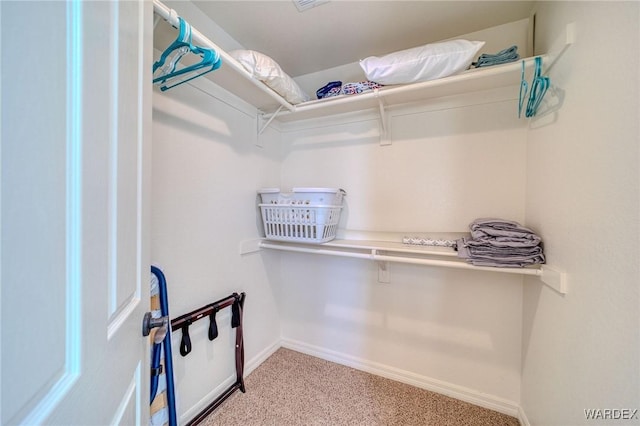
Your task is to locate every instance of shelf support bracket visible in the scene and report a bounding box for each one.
[373,249,390,283]
[539,265,568,295]
[543,22,576,75]
[258,106,283,136]
[375,90,391,146]
[239,238,263,255]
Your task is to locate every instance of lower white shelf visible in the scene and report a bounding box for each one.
[240,238,567,294]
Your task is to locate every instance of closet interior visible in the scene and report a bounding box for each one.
[149,1,638,425]
[151,0,554,423]
[1,1,636,425]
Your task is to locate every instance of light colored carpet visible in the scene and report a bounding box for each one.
[202,348,520,426]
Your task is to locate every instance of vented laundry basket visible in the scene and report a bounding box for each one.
[258,188,346,243]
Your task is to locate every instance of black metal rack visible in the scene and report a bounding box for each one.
[171,292,246,425]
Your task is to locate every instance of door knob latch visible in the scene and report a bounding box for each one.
[142,312,169,343]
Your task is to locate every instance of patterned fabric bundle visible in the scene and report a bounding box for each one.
[316,81,382,99]
[316,81,342,99]
[340,81,382,95]
[402,236,456,247]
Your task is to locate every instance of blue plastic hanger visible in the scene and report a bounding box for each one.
[153,17,193,81]
[525,57,550,118]
[153,17,222,91]
[518,60,528,118]
[154,46,221,91]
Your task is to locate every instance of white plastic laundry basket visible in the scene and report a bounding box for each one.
[258,188,346,243]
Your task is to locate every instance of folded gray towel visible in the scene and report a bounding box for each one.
[470,218,540,241]
[456,218,545,267]
[472,45,520,68]
[470,217,537,233]
[462,243,544,257]
[465,235,541,248]
[457,240,545,267]
[459,257,545,268]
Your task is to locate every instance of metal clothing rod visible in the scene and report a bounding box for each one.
[258,241,543,277]
[170,293,239,331]
[373,252,541,276]
[152,0,295,113]
[257,240,567,294]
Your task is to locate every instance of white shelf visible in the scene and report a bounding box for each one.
[154,0,573,130]
[270,57,544,123]
[259,238,541,275]
[241,238,567,294]
[153,1,295,113]
[153,1,546,124]
[156,0,570,295]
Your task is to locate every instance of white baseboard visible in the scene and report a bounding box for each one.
[244,339,281,376]
[180,338,281,424]
[182,338,527,425]
[281,337,521,419]
[518,405,531,426]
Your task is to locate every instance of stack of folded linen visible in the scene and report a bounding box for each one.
[456,218,545,267]
[472,45,519,68]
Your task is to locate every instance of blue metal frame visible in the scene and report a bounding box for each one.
[150,266,177,426]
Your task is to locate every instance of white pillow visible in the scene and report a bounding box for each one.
[229,50,310,105]
[359,39,485,85]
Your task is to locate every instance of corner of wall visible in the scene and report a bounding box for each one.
[521,1,640,424]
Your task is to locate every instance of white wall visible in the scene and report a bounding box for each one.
[270,14,540,414]
[522,2,640,425]
[151,3,535,419]
[152,78,284,421]
[294,18,531,100]
[275,90,530,411]
[151,3,283,421]
[151,2,639,423]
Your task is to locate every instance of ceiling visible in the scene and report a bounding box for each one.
[192,1,535,78]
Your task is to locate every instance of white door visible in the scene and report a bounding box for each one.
[1,1,152,424]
